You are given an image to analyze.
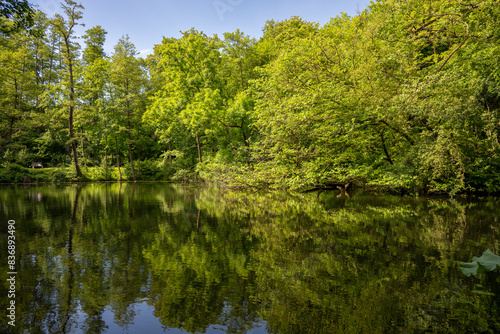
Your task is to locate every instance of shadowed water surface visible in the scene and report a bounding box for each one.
[0,183,499,333]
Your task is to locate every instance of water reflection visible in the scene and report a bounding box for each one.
[0,184,499,333]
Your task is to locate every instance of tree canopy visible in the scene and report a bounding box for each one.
[1,0,499,194]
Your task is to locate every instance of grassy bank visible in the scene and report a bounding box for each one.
[2,162,498,197]
[0,162,183,183]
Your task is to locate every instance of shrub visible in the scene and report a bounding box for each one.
[135,159,164,181]
[0,164,29,183]
[172,168,198,183]
[82,166,107,181]
[48,168,70,182]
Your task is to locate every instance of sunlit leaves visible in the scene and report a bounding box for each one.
[239,0,500,192]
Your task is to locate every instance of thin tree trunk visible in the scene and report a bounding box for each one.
[168,141,173,166]
[0,117,16,155]
[126,89,136,181]
[0,79,22,155]
[240,119,251,167]
[196,134,202,163]
[104,136,108,181]
[138,147,141,175]
[65,38,82,178]
[486,101,499,150]
[196,209,201,232]
[380,131,393,165]
[48,36,55,85]
[379,120,415,146]
[128,132,136,181]
[81,129,85,167]
[115,137,122,181]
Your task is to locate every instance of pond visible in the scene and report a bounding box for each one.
[0,183,499,333]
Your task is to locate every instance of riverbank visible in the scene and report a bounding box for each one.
[2,164,499,197]
[0,164,176,184]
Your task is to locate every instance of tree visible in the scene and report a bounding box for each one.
[51,0,84,177]
[217,31,258,166]
[231,0,500,193]
[221,29,257,95]
[0,22,35,159]
[82,25,106,64]
[144,29,223,165]
[0,0,34,33]
[110,35,147,181]
[0,10,51,165]
[363,0,500,193]
[81,26,110,176]
[255,16,319,64]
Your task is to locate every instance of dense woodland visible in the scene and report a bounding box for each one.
[1,0,500,194]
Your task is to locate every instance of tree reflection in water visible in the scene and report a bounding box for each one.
[0,184,498,333]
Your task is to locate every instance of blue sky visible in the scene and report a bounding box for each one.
[31,0,368,57]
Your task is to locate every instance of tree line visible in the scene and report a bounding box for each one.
[1,0,499,193]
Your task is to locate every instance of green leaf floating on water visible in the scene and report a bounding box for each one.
[460,250,500,276]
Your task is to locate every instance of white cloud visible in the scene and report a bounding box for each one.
[138,49,152,58]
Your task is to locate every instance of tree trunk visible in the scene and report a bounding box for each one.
[48,36,55,85]
[138,146,141,174]
[196,134,202,163]
[104,136,108,181]
[66,38,82,178]
[379,120,414,146]
[128,132,136,181]
[115,137,122,181]
[126,87,136,181]
[196,209,201,232]
[240,119,250,168]
[0,117,16,155]
[380,130,393,165]
[168,141,173,166]
[80,129,85,167]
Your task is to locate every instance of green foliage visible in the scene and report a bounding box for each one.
[2,147,32,166]
[0,165,74,183]
[82,25,107,64]
[81,166,107,181]
[134,159,164,181]
[171,168,199,183]
[48,167,70,182]
[32,167,77,182]
[234,0,500,193]
[0,0,34,33]
[0,163,28,182]
[461,250,500,277]
[1,0,500,192]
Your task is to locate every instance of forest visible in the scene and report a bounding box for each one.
[1,0,499,194]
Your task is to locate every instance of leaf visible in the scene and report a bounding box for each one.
[472,290,495,296]
[460,261,480,277]
[460,250,500,276]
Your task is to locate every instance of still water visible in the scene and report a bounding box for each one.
[0,183,499,333]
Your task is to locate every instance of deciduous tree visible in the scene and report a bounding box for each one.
[51,0,84,177]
